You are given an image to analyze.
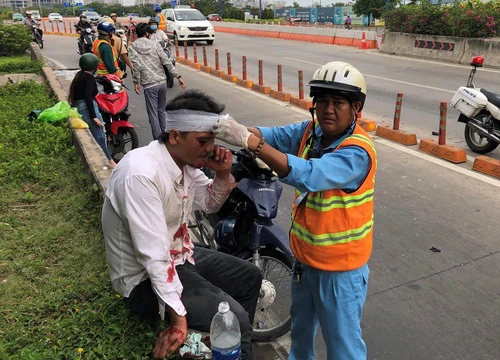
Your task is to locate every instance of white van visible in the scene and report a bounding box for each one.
[161,7,214,45]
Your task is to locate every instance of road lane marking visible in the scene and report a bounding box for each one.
[282,57,455,93]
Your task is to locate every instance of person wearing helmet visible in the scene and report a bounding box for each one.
[101,89,261,360]
[148,16,169,44]
[23,11,43,40]
[99,17,133,75]
[92,21,122,78]
[68,53,117,169]
[109,13,122,29]
[214,61,376,360]
[154,5,167,32]
[75,14,92,32]
[129,22,186,140]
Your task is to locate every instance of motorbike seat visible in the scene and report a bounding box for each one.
[480,88,500,108]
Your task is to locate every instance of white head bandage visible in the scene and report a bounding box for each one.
[165,109,220,132]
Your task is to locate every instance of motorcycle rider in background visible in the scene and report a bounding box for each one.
[22,11,43,40]
[148,17,170,44]
[75,14,93,55]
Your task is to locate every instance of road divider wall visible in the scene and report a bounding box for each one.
[380,32,500,69]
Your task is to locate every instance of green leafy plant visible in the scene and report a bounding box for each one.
[0,55,43,74]
[0,24,32,56]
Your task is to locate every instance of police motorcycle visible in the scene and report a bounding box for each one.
[191,148,293,342]
[451,55,500,154]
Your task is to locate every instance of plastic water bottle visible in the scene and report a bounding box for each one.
[210,302,241,360]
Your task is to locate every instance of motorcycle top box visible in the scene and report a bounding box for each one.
[451,86,488,118]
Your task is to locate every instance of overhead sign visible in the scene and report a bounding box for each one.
[170,0,177,7]
[63,2,71,7]
[75,2,84,6]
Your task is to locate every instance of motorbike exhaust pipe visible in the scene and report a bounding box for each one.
[468,120,500,143]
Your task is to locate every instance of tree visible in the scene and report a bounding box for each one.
[292,2,301,8]
[352,0,397,19]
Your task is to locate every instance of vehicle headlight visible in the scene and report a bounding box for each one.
[179,26,188,32]
[110,80,122,92]
[208,25,214,31]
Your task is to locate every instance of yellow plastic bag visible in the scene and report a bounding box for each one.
[69,116,89,129]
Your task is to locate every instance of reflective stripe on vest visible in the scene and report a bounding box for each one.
[92,38,121,77]
[290,121,377,271]
[158,13,167,32]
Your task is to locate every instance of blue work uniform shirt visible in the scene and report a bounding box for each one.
[257,120,371,194]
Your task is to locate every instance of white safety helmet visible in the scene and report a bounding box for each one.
[309,61,367,110]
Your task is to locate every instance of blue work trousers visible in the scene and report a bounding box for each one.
[288,263,369,360]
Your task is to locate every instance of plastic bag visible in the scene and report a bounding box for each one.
[36,101,74,124]
[69,117,88,129]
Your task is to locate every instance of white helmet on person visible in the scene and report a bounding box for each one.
[309,61,366,110]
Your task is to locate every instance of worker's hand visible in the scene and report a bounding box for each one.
[134,83,141,95]
[93,117,103,127]
[213,115,251,150]
[178,78,186,90]
[152,317,188,360]
[205,145,233,177]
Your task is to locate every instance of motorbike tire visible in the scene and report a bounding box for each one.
[464,121,499,154]
[240,248,293,342]
[107,127,139,163]
[34,32,43,49]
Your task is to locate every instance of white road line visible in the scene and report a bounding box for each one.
[282,57,455,93]
[374,137,500,188]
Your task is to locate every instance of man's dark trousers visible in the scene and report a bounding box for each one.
[125,247,262,360]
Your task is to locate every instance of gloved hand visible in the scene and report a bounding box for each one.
[214,115,251,149]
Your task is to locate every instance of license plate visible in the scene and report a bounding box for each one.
[193,32,204,35]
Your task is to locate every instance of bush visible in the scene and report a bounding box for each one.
[0,55,43,74]
[385,0,500,37]
[0,24,32,56]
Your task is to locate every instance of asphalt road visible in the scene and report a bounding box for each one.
[41,35,500,360]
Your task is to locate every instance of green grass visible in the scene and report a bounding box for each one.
[0,81,173,359]
[0,55,44,75]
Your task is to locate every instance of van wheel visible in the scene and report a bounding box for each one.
[206,40,214,45]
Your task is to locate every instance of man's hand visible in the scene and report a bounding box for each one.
[204,145,233,179]
[93,117,104,127]
[152,317,188,360]
[178,78,186,90]
[213,116,251,149]
[134,83,141,95]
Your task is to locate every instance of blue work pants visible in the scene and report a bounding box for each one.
[288,263,369,360]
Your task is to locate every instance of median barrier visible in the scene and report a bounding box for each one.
[375,93,416,143]
[380,32,466,64]
[471,156,500,179]
[418,102,466,163]
[461,38,500,68]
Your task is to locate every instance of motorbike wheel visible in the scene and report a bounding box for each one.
[464,121,499,154]
[107,128,139,163]
[241,248,293,342]
[34,32,43,49]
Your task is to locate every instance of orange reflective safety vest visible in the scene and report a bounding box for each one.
[157,13,167,32]
[290,121,377,271]
[92,38,122,78]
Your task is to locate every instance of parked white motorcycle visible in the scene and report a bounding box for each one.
[451,55,500,154]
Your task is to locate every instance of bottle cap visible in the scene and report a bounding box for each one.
[218,301,229,313]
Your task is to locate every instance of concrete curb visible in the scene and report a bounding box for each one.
[31,43,111,194]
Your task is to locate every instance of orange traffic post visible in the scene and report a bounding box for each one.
[187,43,201,69]
[236,55,252,88]
[375,92,416,141]
[251,60,270,95]
[210,48,225,78]
[193,43,198,63]
[203,46,208,67]
[270,64,291,102]
[290,70,313,110]
[175,39,180,58]
[221,52,237,82]
[393,92,403,130]
[418,102,467,163]
[184,42,188,60]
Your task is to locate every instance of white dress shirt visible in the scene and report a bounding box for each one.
[102,141,234,317]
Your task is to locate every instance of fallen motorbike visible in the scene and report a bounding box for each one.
[76,27,96,55]
[451,55,500,154]
[95,74,139,162]
[191,148,293,342]
[31,24,43,49]
[160,41,176,88]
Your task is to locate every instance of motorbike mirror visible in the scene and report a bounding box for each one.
[470,56,484,68]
